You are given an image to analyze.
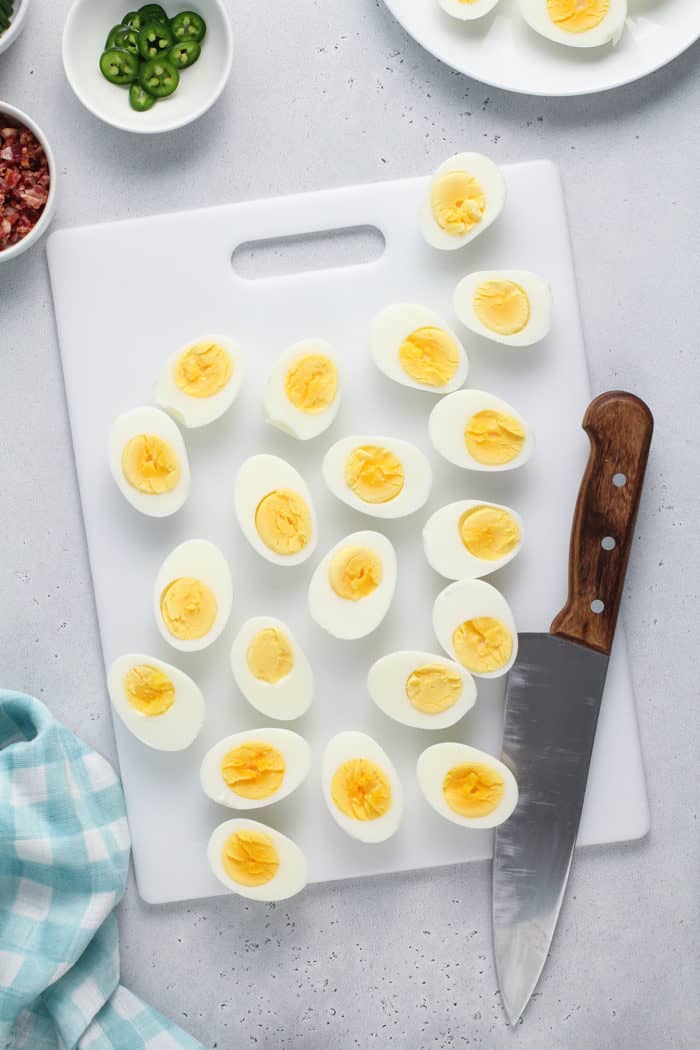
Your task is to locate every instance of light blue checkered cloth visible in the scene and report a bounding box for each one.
[0,691,205,1050]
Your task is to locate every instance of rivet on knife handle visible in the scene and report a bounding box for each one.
[550,390,653,656]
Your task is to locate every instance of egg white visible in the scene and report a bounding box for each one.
[454,270,552,347]
[322,435,432,520]
[264,339,341,440]
[234,454,318,567]
[322,731,403,843]
[433,578,518,679]
[423,499,524,581]
[155,335,244,428]
[428,389,534,471]
[419,152,506,251]
[107,653,205,751]
[518,0,627,48]
[108,406,190,517]
[230,616,313,721]
[308,530,397,640]
[370,303,469,394]
[439,0,500,21]
[417,742,518,828]
[200,727,310,810]
[208,818,308,901]
[153,539,233,653]
[368,651,476,730]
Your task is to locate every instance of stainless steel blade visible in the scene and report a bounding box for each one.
[492,632,609,1026]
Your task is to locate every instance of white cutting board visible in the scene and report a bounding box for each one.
[47,161,649,905]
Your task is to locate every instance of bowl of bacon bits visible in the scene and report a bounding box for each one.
[0,103,56,262]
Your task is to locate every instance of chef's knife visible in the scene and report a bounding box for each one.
[492,390,653,1026]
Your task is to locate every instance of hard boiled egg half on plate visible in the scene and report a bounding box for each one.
[109,406,190,517]
[429,389,534,472]
[518,0,627,48]
[322,731,403,843]
[208,818,308,901]
[322,435,432,519]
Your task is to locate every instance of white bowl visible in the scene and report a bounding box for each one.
[0,102,57,263]
[0,0,31,56]
[62,0,233,134]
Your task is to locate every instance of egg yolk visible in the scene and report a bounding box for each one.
[345,445,405,504]
[255,489,312,555]
[464,410,525,466]
[160,577,218,640]
[398,327,460,387]
[547,0,609,33]
[285,354,338,414]
[472,281,530,336]
[331,759,392,821]
[452,617,512,674]
[121,434,180,494]
[124,664,175,717]
[329,546,382,601]
[406,665,462,714]
[431,171,486,236]
[174,341,233,398]
[246,628,294,684]
[222,829,280,886]
[443,762,504,818]
[458,505,521,561]
[221,742,286,800]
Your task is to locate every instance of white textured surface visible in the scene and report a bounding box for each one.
[47,162,647,902]
[0,1,698,1046]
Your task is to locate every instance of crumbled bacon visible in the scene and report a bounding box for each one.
[0,120,50,252]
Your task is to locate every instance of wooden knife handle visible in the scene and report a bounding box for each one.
[550,391,653,655]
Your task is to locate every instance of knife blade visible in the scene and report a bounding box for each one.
[492,390,653,1026]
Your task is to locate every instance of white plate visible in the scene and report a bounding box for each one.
[383,0,700,97]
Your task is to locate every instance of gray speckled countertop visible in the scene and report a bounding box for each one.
[1,2,699,1047]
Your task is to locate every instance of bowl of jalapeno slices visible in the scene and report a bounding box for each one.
[63,0,233,133]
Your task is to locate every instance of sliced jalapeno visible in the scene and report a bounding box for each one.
[109,26,140,56]
[122,11,144,31]
[129,82,157,111]
[105,24,124,48]
[138,3,169,22]
[138,19,174,59]
[170,11,206,43]
[99,48,140,85]
[168,39,201,69]
[139,56,180,97]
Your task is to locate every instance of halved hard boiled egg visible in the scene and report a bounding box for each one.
[419,153,505,251]
[429,389,534,471]
[308,530,397,640]
[433,578,517,678]
[370,304,468,394]
[234,454,317,566]
[200,728,310,810]
[518,0,627,48]
[423,500,524,580]
[155,335,244,428]
[454,270,552,347]
[109,406,190,517]
[368,651,476,730]
[264,340,340,440]
[322,731,402,843]
[417,742,518,828]
[208,818,307,901]
[154,539,232,652]
[322,435,432,520]
[230,616,313,721]
[438,0,500,21]
[107,653,205,751]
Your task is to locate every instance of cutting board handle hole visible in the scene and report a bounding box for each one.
[231,225,386,281]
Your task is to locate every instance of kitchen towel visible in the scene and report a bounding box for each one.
[0,691,204,1050]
